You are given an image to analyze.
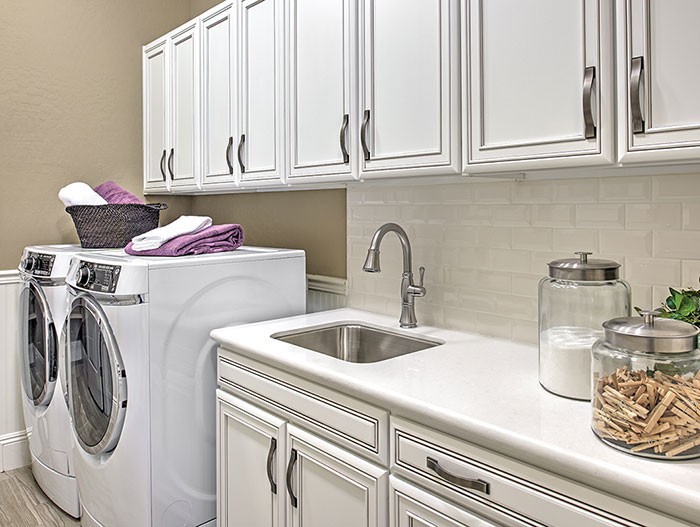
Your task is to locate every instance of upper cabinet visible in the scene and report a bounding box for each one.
[616,0,700,164]
[286,0,358,183]
[201,2,238,189]
[238,0,286,186]
[358,0,460,178]
[143,21,201,194]
[464,0,614,173]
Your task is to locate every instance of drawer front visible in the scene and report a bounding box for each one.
[218,350,388,464]
[393,421,647,527]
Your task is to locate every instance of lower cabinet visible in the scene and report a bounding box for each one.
[217,389,388,527]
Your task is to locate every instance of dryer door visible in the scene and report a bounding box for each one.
[65,293,127,455]
[18,278,58,407]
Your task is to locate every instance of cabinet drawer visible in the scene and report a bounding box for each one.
[218,350,388,464]
[392,418,689,527]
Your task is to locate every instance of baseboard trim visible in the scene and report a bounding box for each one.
[0,270,20,285]
[307,274,347,296]
[0,429,30,472]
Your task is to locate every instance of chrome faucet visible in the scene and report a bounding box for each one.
[362,223,426,328]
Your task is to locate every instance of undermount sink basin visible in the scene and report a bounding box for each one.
[271,321,443,363]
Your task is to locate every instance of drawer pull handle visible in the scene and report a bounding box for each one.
[582,66,596,139]
[237,134,246,173]
[159,149,167,181]
[226,136,234,175]
[426,457,490,495]
[360,109,371,161]
[286,448,298,507]
[630,56,645,134]
[167,148,175,178]
[339,113,350,164]
[266,437,277,494]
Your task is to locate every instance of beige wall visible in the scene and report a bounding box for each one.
[0,0,348,279]
[0,0,194,270]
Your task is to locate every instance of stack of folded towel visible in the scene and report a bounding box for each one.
[59,181,144,206]
[125,215,245,257]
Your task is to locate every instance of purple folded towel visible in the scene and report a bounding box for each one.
[124,224,245,256]
[94,181,143,205]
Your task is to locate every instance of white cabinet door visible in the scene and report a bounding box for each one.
[465,0,613,173]
[239,0,285,185]
[143,40,169,193]
[617,0,700,163]
[201,2,238,188]
[217,390,286,527]
[287,0,357,183]
[286,425,388,527]
[390,477,503,527]
[169,22,200,190]
[359,0,460,178]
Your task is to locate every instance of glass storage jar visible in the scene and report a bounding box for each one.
[592,311,700,459]
[538,252,630,400]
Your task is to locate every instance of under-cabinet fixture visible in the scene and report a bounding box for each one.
[362,223,425,328]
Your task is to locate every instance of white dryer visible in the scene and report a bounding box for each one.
[18,244,84,518]
[64,247,306,527]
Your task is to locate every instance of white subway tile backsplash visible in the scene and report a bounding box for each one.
[348,174,700,343]
[599,176,651,202]
[576,204,625,229]
[599,230,652,257]
[531,204,575,228]
[626,203,682,230]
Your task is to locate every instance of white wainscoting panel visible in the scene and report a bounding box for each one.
[307,274,347,313]
[0,270,29,472]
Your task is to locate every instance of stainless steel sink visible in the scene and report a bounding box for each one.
[271,322,442,363]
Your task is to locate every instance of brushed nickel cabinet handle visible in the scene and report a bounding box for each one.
[237,134,246,174]
[266,437,277,494]
[583,66,596,139]
[631,56,645,134]
[226,136,234,175]
[360,109,371,161]
[167,148,174,178]
[159,149,167,181]
[426,457,490,495]
[286,448,298,508]
[339,113,349,164]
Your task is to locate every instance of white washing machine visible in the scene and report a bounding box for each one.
[64,246,306,527]
[18,244,85,518]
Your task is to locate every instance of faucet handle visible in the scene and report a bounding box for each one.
[408,267,426,298]
[417,266,425,288]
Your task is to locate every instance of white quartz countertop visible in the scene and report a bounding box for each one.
[211,308,700,525]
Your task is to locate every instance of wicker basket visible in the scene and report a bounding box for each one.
[66,203,168,248]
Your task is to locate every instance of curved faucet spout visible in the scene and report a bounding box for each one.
[362,222,426,328]
[363,222,412,274]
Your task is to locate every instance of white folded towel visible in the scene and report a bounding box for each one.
[58,182,108,207]
[131,215,212,251]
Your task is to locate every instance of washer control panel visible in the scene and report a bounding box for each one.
[22,252,56,277]
[75,262,121,293]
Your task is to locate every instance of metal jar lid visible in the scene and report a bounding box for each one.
[548,251,621,281]
[603,311,699,354]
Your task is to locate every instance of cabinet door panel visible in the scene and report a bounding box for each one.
[170,24,200,188]
[467,0,613,171]
[288,425,388,527]
[217,390,286,527]
[288,0,356,181]
[143,41,169,192]
[240,0,284,183]
[619,0,700,162]
[360,0,459,176]
[202,3,237,187]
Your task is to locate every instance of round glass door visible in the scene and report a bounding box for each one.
[66,295,126,455]
[19,281,57,406]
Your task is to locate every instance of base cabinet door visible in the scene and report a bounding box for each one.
[286,425,388,527]
[390,477,502,527]
[359,0,460,178]
[465,0,613,172]
[217,390,287,527]
[617,0,700,163]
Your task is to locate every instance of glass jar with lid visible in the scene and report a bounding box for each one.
[592,311,700,459]
[538,252,631,400]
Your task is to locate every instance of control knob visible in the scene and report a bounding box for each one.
[76,265,94,288]
[22,256,37,272]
